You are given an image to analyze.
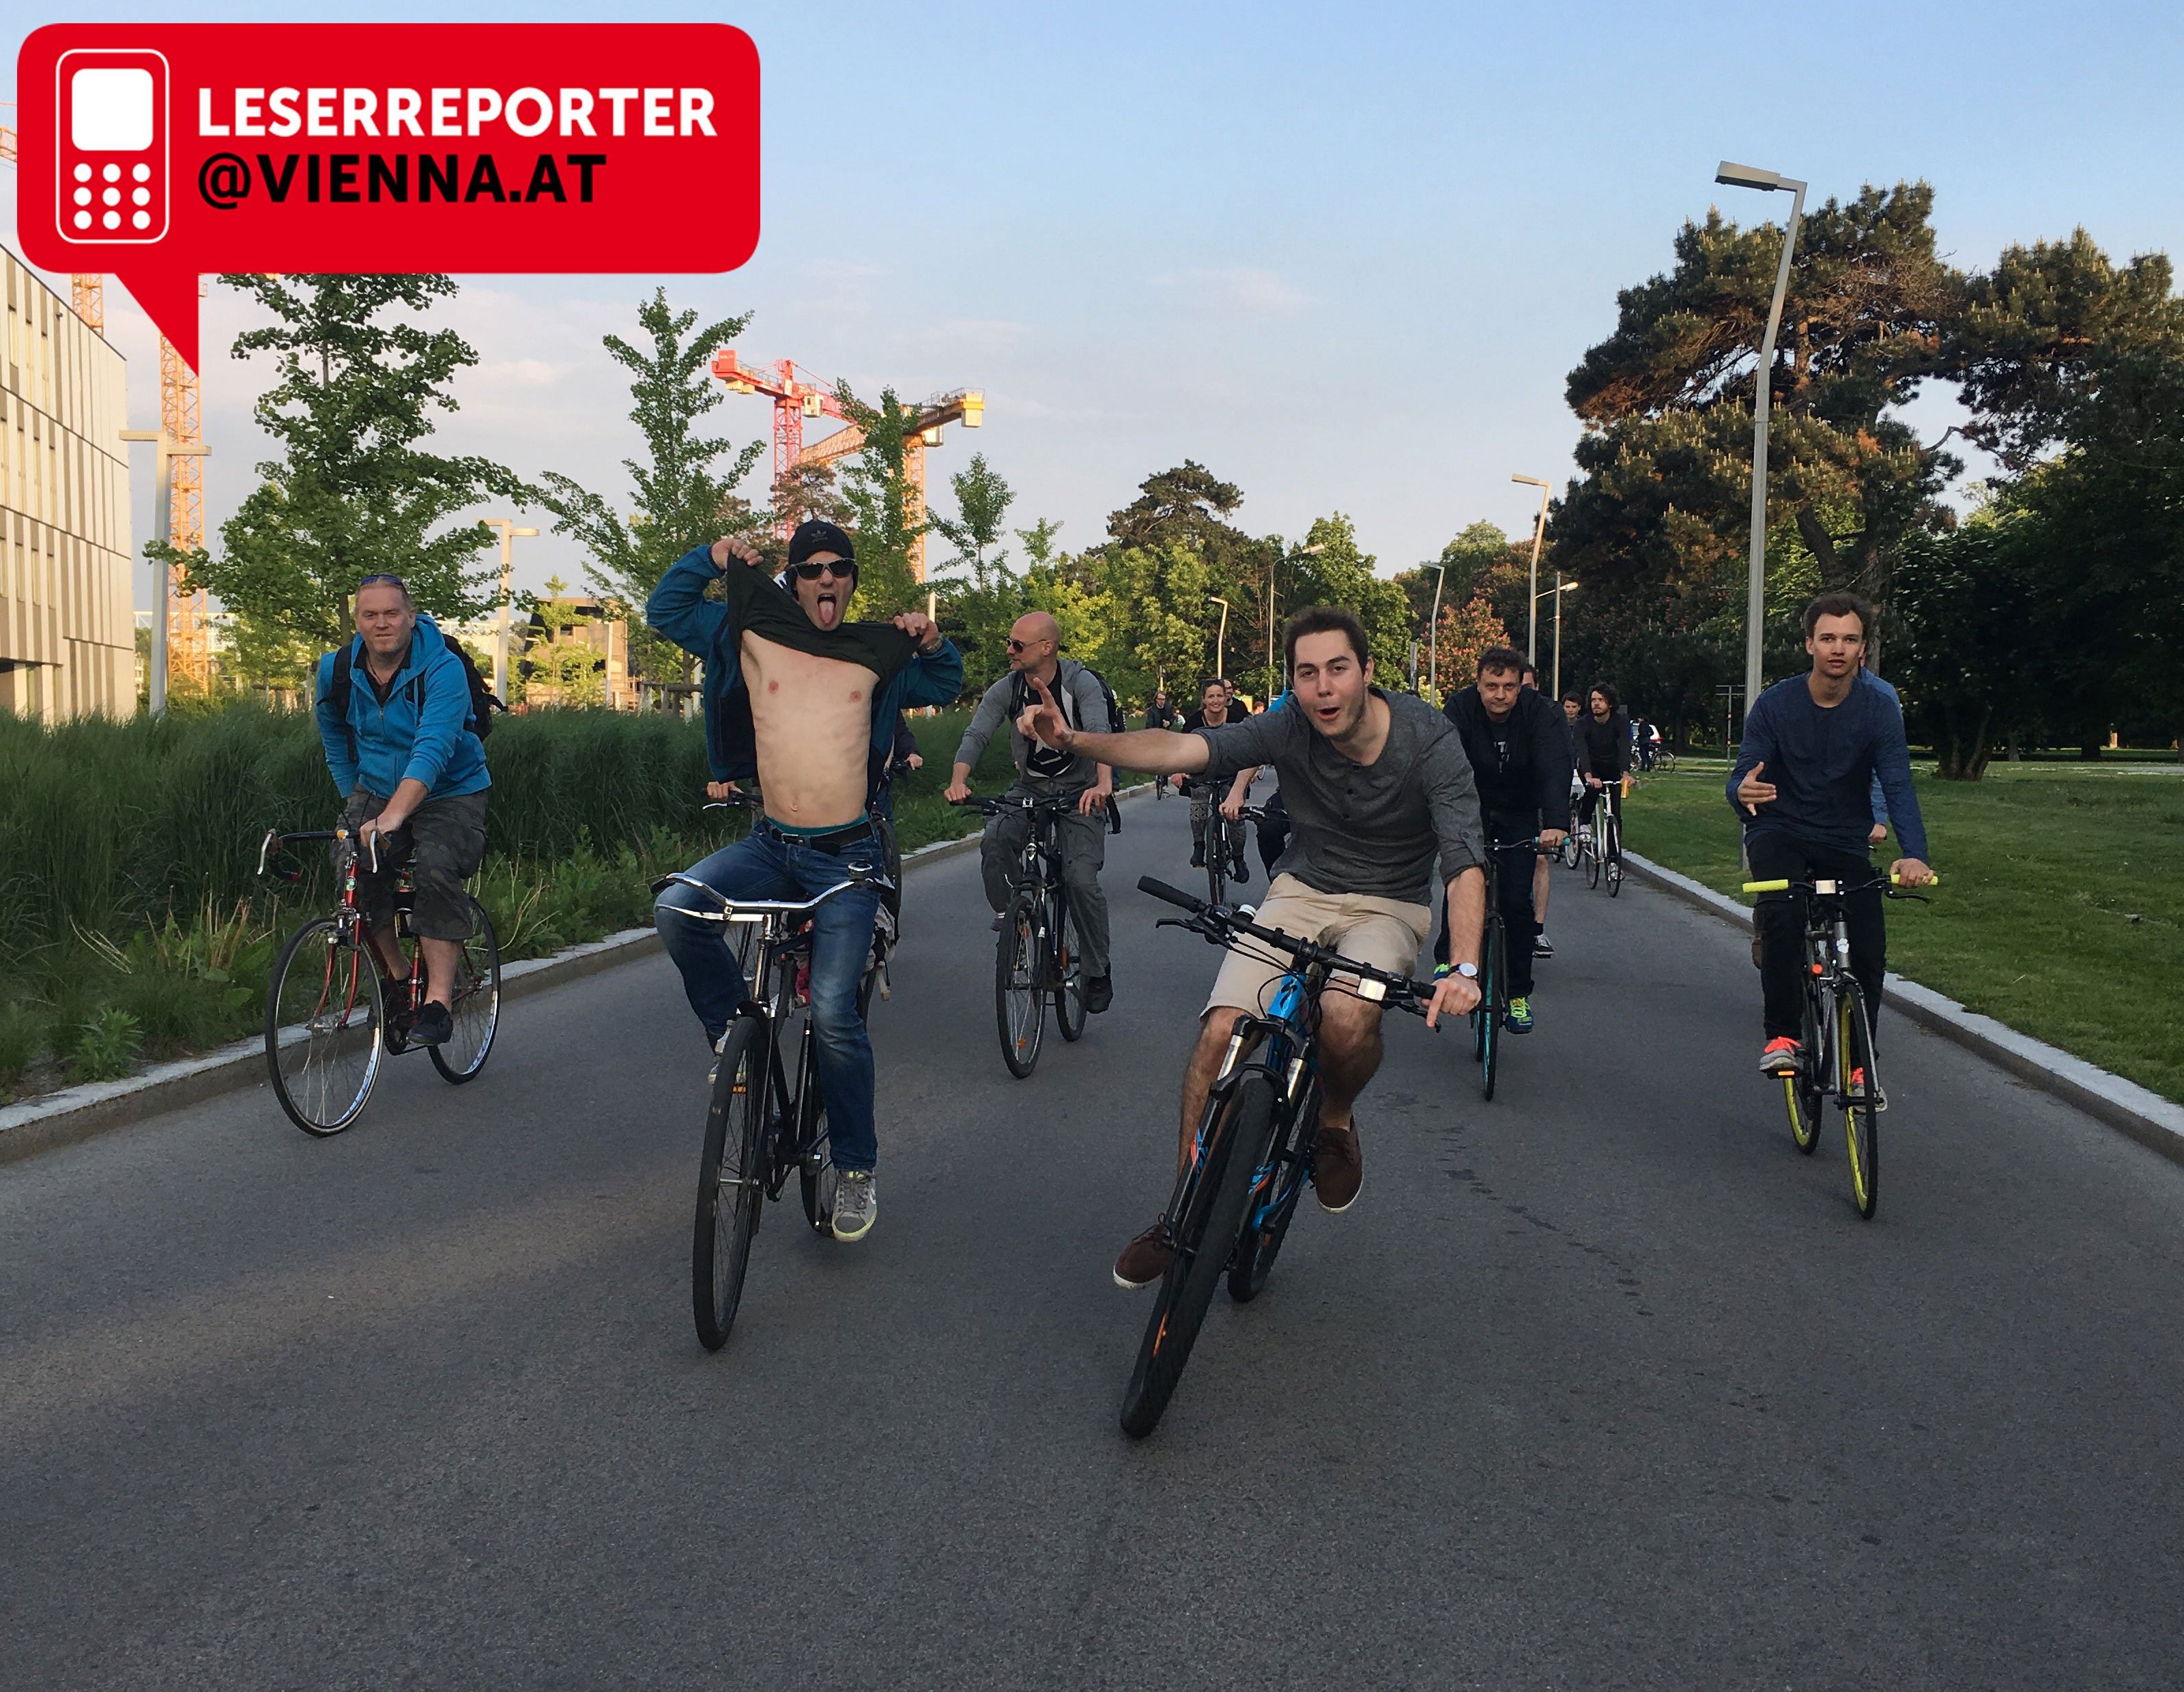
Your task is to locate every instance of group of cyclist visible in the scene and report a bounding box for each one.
[308,530,1932,1275]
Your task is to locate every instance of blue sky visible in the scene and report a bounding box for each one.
[6,0,2182,611]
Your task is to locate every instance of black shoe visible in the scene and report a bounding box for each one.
[1230,853,1250,886]
[1532,934,1555,958]
[409,1001,454,1046]
[1085,975,1113,1014]
[1190,846,1206,869]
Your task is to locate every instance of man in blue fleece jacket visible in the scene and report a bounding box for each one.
[1728,592,1935,1076]
[313,574,491,1048]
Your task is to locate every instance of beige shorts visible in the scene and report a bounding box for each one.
[1204,874,1434,1018]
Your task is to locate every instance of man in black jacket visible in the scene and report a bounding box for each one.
[1435,646,1571,1033]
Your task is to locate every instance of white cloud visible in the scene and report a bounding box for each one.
[1150,266,1317,315]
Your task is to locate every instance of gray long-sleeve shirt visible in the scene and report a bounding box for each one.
[1194,690,1486,906]
[955,659,1116,792]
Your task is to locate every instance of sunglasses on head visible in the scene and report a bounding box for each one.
[790,560,854,582]
[357,573,408,592]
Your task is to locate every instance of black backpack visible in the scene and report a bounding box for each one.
[327,638,503,752]
[1007,659,1121,740]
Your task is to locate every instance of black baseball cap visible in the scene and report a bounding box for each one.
[788,519,856,568]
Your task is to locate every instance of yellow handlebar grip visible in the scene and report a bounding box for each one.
[1742,879,1790,893]
[1889,871,1939,887]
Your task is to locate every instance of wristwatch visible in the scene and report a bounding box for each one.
[1453,962,1479,979]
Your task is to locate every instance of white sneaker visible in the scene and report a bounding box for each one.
[831,1170,877,1242]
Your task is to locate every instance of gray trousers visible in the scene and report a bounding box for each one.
[334,788,488,941]
[979,790,1112,979]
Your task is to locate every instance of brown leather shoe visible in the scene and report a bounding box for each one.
[1112,1221,1175,1289]
[1313,1120,1363,1212]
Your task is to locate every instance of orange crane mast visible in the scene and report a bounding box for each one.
[711,347,983,582]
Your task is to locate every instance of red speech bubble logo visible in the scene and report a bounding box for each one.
[15,23,759,370]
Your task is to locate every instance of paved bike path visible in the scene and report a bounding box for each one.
[5,795,2183,1689]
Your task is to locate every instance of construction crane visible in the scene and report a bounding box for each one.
[711,347,983,582]
[1,108,212,689]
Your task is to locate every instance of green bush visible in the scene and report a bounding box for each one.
[70,1007,142,1083]
[0,1002,52,1089]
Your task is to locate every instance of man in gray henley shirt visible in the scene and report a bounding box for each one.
[1014,605,1487,1291]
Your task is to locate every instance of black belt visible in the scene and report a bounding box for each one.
[757,816,876,855]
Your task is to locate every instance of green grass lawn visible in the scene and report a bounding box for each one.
[1623,763,2184,1105]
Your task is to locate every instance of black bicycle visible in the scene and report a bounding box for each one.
[654,817,890,1350]
[257,826,501,1135]
[957,794,1089,1078]
[1464,836,1547,1102]
[1186,783,1259,907]
[1122,875,1442,1437]
[1742,869,1936,1219]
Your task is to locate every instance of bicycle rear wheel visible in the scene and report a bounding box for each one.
[266,916,386,1136]
[428,896,502,1083]
[1121,1074,1280,1438]
[1605,810,1624,896]
[1839,984,1881,1219]
[1053,888,1088,1042]
[693,1018,768,1349]
[1229,1078,1314,1304]
[996,889,1044,1078]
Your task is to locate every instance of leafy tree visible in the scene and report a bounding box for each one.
[1282,514,1413,682]
[771,458,851,531]
[1105,461,1244,553]
[1393,520,1514,633]
[515,574,607,708]
[831,386,932,616]
[929,454,1026,695]
[168,274,532,648]
[537,288,766,685]
[1430,597,1514,699]
[219,608,318,698]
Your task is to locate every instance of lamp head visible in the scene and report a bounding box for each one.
[1716,160,1783,191]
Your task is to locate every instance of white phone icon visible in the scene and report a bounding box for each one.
[56,49,171,245]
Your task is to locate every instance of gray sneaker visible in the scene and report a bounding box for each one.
[831,1169,877,1242]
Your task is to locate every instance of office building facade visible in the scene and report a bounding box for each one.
[1,246,132,720]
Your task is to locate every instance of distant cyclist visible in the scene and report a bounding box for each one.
[948,612,1119,1014]
[1729,592,1934,1078]
[1578,683,1629,859]
[1174,678,1250,883]
[1439,646,1570,1032]
[1143,688,1177,730]
[312,573,491,1048]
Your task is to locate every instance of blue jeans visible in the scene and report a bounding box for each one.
[654,825,883,1172]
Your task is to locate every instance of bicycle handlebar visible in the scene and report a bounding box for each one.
[951,794,1083,817]
[1136,876,1438,1018]
[1742,872,1939,894]
[652,865,887,928]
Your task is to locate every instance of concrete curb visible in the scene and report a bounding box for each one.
[1620,849,2184,1164]
[0,782,1160,1168]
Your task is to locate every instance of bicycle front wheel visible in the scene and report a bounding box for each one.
[1785,986,1823,1154]
[1205,844,1228,908]
[1121,1074,1280,1438]
[693,1018,768,1349]
[428,896,502,1084]
[266,916,386,1136]
[1476,916,1504,1101]
[1230,1078,1314,1304]
[1605,812,1624,896]
[1584,821,1602,890]
[996,889,1044,1078]
[1839,984,1881,1219]
[1053,888,1088,1042]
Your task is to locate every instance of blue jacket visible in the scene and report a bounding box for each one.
[646,543,964,790]
[313,614,491,800]
[1727,674,1928,863]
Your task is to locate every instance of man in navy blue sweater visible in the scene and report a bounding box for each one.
[1728,593,1935,1076]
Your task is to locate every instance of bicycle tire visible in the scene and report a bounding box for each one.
[693,1017,768,1350]
[1585,819,1602,889]
[1839,983,1881,1220]
[428,897,502,1084]
[1605,812,1623,897]
[1229,1077,1314,1304]
[1785,984,1823,1154]
[796,1062,835,1234]
[1205,842,1228,908]
[265,916,386,1136]
[1121,1074,1279,1438]
[1053,887,1088,1042]
[1480,917,1504,1102]
[996,889,1044,1078]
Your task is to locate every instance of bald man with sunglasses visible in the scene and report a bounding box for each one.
[947,612,1119,1014]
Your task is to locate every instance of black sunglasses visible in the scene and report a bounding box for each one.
[357,573,408,592]
[1006,636,1050,653]
[790,560,854,582]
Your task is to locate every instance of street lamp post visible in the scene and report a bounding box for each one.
[1208,596,1232,685]
[1714,159,1807,725]
[1512,474,1551,663]
[1549,577,1579,698]
[1426,562,1449,700]
[483,518,540,700]
[121,426,213,717]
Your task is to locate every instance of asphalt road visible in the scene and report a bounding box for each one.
[7,790,2184,1689]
